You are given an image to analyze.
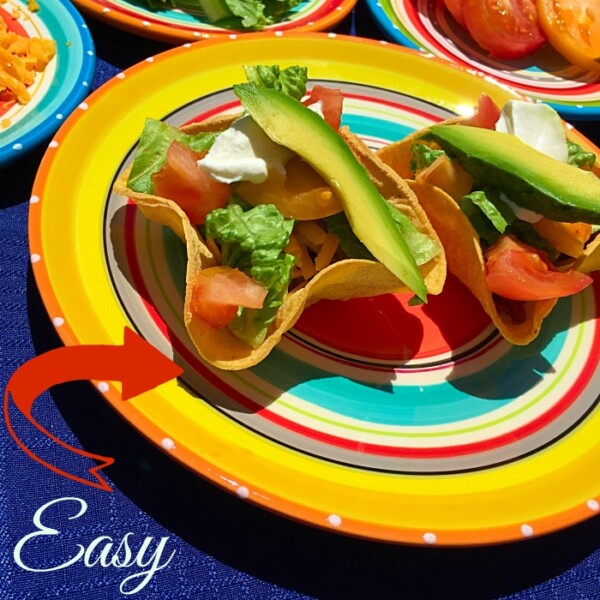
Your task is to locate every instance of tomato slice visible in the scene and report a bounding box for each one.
[443,0,467,27]
[462,93,501,129]
[485,235,593,301]
[537,0,600,74]
[190,266,268,329]
[151,141,231,225]
[463,0,547,59]
[302,85,343,130]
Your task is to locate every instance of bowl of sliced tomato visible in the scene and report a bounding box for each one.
[366,0,600,119]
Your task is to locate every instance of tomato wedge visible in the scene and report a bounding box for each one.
[463,93,501,129]
[537,0,600,74]
[443,0,467,27]
[463,0,547,59]
[190,266,268,329]
[485,235,592,301]
[302,85,343,130]
[152,141,231,225]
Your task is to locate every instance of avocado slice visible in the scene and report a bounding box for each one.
[233,83,428,302]
[425,125,600,225]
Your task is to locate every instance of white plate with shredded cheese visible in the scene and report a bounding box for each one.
[0,0,95,166]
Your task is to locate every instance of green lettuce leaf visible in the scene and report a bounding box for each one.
[205,200,295,348]
[567,141,597,171]
[217,0,269,28]
[149,0,301,29]
[325,204,440,267]
[127,118,218,194]
[460,190,513,237]
[459,191,505,247]
[324,212,373,261]
[410,143,445,174]
[243,65,307,100]
[460,189,556,257]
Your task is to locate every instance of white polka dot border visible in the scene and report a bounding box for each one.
[30,253,41,264]
[52,317,65,327]
[327,514,342,528]
[587,499,600,512]
[423,532,437,544]
[521,524,534,538]
[160,437,176,451]
[97,381,110,393]
[236,486,250,499]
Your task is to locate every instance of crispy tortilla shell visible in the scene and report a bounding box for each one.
[113,126,446,370]
[376,113,600,345]
[406,180,556,345]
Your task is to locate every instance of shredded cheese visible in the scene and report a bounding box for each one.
[286,221,341,286]
[0,12,56,120]
[314,233,339,272]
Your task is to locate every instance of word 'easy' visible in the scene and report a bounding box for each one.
[14,497,176,595]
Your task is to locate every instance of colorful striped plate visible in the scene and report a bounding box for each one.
[30,33,600,546]
[72,0,356,43]
[0,0,95,166]
[366,0,600,121]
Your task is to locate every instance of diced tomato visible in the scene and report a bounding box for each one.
[464,94,501,129]
[537,0,600,75]
[151,141,231,225]
[303,85,343,130]
[190,266,268,329]
[485,235,593,301]
[463,0,547,59]
[443,0,467,27]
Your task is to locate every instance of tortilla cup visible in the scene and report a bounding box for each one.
[113,122,446,370]
[376,111,600,345]
[404,179,557,345]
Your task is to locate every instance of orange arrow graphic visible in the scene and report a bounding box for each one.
[3,327,183,492]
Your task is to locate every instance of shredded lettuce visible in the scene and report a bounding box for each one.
[460,189,556,257]
[324,212,373,261]
[126,65,308,194]
[146,0,300,30]
[460,189,512,245]
[325,205,440,267]
[127,118,218,193]
[205,200,295,348]
[567,141,597,171]
[409,143,445,174]
[243,65,307,100]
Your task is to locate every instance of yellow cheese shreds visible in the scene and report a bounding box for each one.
[287,224,341,280]
[286,233,317,282]
[0,14,56,109]
[314,233,340,272]
[294,220,328,250]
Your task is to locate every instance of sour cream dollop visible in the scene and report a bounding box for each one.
[198,115,293,184]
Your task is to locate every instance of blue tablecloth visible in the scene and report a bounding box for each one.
[3,4,600,599]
